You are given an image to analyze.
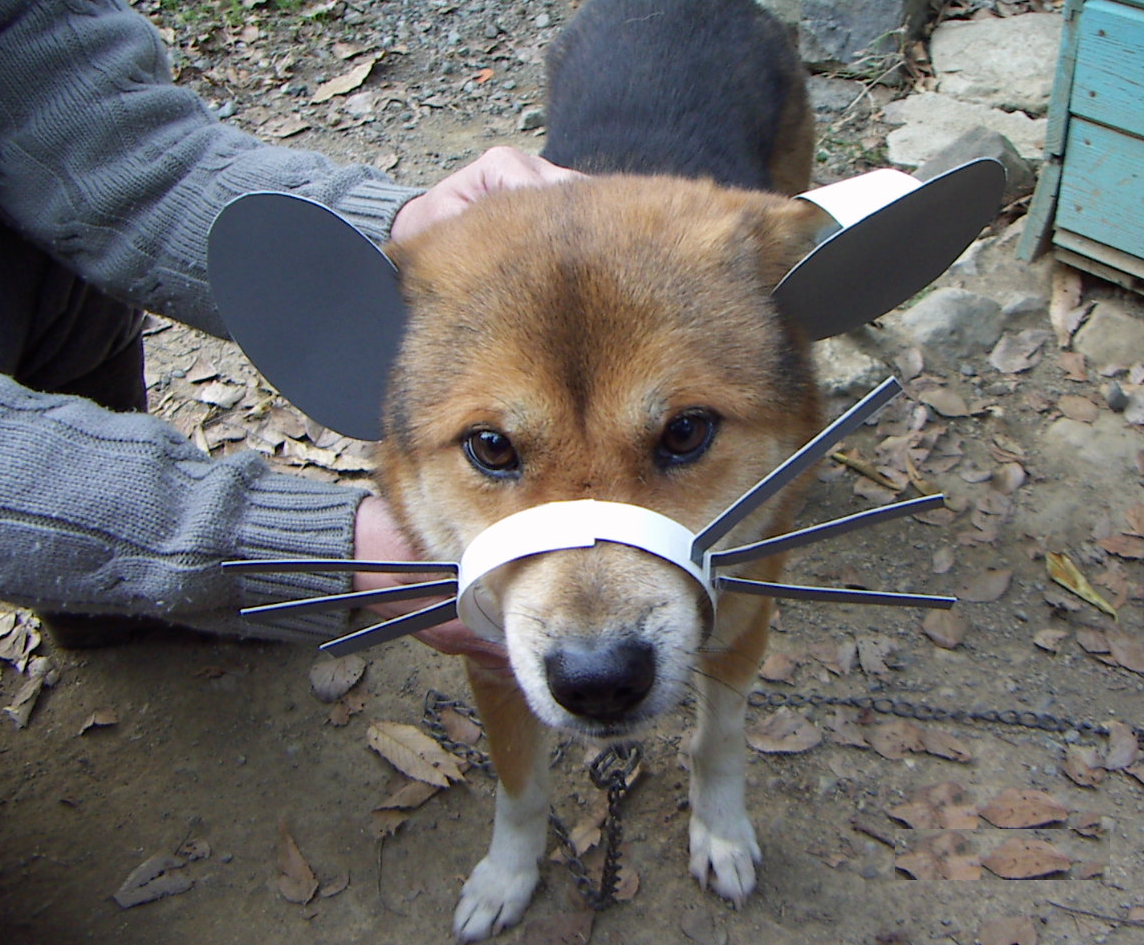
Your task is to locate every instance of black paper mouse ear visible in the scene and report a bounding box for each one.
[774,159,1006,341]
[208,192,407,441]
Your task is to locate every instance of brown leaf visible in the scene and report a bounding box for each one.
[978,788,1068,828]
[1059,350,1088,380]
[746,707,821,754]
[920,729,973,763]
[991,462,1027,494]
[1075,628,1110,654]
[939,804,981,830]
[958,568,1013,603]
[1103,720,1141,770]
[1097,534,1144,559]
[989,330,1052,373]
[1107,631,1144,675]
[867,719,924,760]
[981,838,1070,879]
[377,776,442,812]
[114,853,193,909]
[856,635,896,676]
[366,721,464,787]
[1033,628,1068,653]
[978,915,1039,945]
[895,849,941,879]
[78,709,119,735]
[277,819,319,904]
[1057,394,1099,422]
[311,56,377,103]
[888,799,939,829]
[919,387,970,418]
[1126,503,1144,536]
[1064,745,1105,787]
[923,609,967,648]
[370,809,411,839]
[319,871,350,898]
[823,708,869,748]
[439,706,483,747]
[309,654,366,703]
[1049,263,1086,348]
[759,651,797,683]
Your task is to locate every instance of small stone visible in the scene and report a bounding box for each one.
[518,106,545,131]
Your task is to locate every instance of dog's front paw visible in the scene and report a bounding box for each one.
[688,811,761,906]
[453,856,539,942]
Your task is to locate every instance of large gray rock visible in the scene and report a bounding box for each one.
[883,92,1047,166]
[915,126,1036,204]
[930,13,1063,116]
[757,0,930,78]
[883,287,1004,357]
[1073,299,1144,369]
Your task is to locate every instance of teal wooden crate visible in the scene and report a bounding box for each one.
[1019,0,1144,291]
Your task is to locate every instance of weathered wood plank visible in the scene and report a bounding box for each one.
[1056,117,1144,257]
[1072,0,1144,138]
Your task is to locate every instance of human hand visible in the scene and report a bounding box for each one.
[352,495,510,672]
[389,145,584,243]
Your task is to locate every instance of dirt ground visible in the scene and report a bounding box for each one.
[2,2,1143,944]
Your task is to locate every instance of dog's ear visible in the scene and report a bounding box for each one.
[773,159,1006,341]
[208,193,406,441]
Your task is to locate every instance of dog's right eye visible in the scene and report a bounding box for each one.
[463,429,521,478]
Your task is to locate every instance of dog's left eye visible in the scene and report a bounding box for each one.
[656,410,719,467]
[463,428,521,478]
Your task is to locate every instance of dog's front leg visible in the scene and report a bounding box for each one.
[454,662,549,941]
[687,612,771,906]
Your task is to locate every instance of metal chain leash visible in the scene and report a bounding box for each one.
[421,690,641,911]
[748,688,1144,747]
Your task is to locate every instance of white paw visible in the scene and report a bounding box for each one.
[453,856,539,942]
[688,811,761,906]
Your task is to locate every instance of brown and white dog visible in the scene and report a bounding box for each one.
[378,0,829,938]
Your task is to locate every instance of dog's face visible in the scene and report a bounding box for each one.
[381,176,824,738]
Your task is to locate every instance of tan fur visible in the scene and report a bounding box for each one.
[378,170,825,936]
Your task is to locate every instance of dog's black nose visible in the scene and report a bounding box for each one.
[544,639,656,722]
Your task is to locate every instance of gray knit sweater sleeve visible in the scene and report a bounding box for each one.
[0,0,422,337]
[0,374,370,641]
[0,0,425,641]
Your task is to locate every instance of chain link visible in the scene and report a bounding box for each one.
[747,688,1144,746]
[421,690,640,911]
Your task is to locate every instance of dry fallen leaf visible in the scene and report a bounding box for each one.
[1032,628,1069,653]
[311,56,377,103]
[439,706,483,747]
[746,707,822,754]
[197,380,244,408]
[1107,632,1144,675]
[867,719,924,760]
[920,728,973,763]
[367,720,464,787]
[1046,552,1117,619]
[919,387,970,418]
[1057,394,1099,423]
[277,818,319,904]
[114,853,192,908]
[981,838,1070,879]
[1049,263,1086,348]
[759,651,798,683]
[309,654,366,703]
[978,788,1069,828]
[923,609,967,649]
[823,708,869,748]
[79,709,119,735]
[958,568,1013,603]
[1103,720,1141,770]
[1064,744,1105,787]
[1097,534,1144,559]
[989,330,1052,373]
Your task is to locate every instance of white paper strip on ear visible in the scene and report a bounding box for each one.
[456,499,714,640]
[796,168,921,229]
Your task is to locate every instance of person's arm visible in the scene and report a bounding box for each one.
[0,0,420,337]
[0,373,368,641]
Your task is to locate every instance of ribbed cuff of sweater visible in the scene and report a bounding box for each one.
[333,178,425,247]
